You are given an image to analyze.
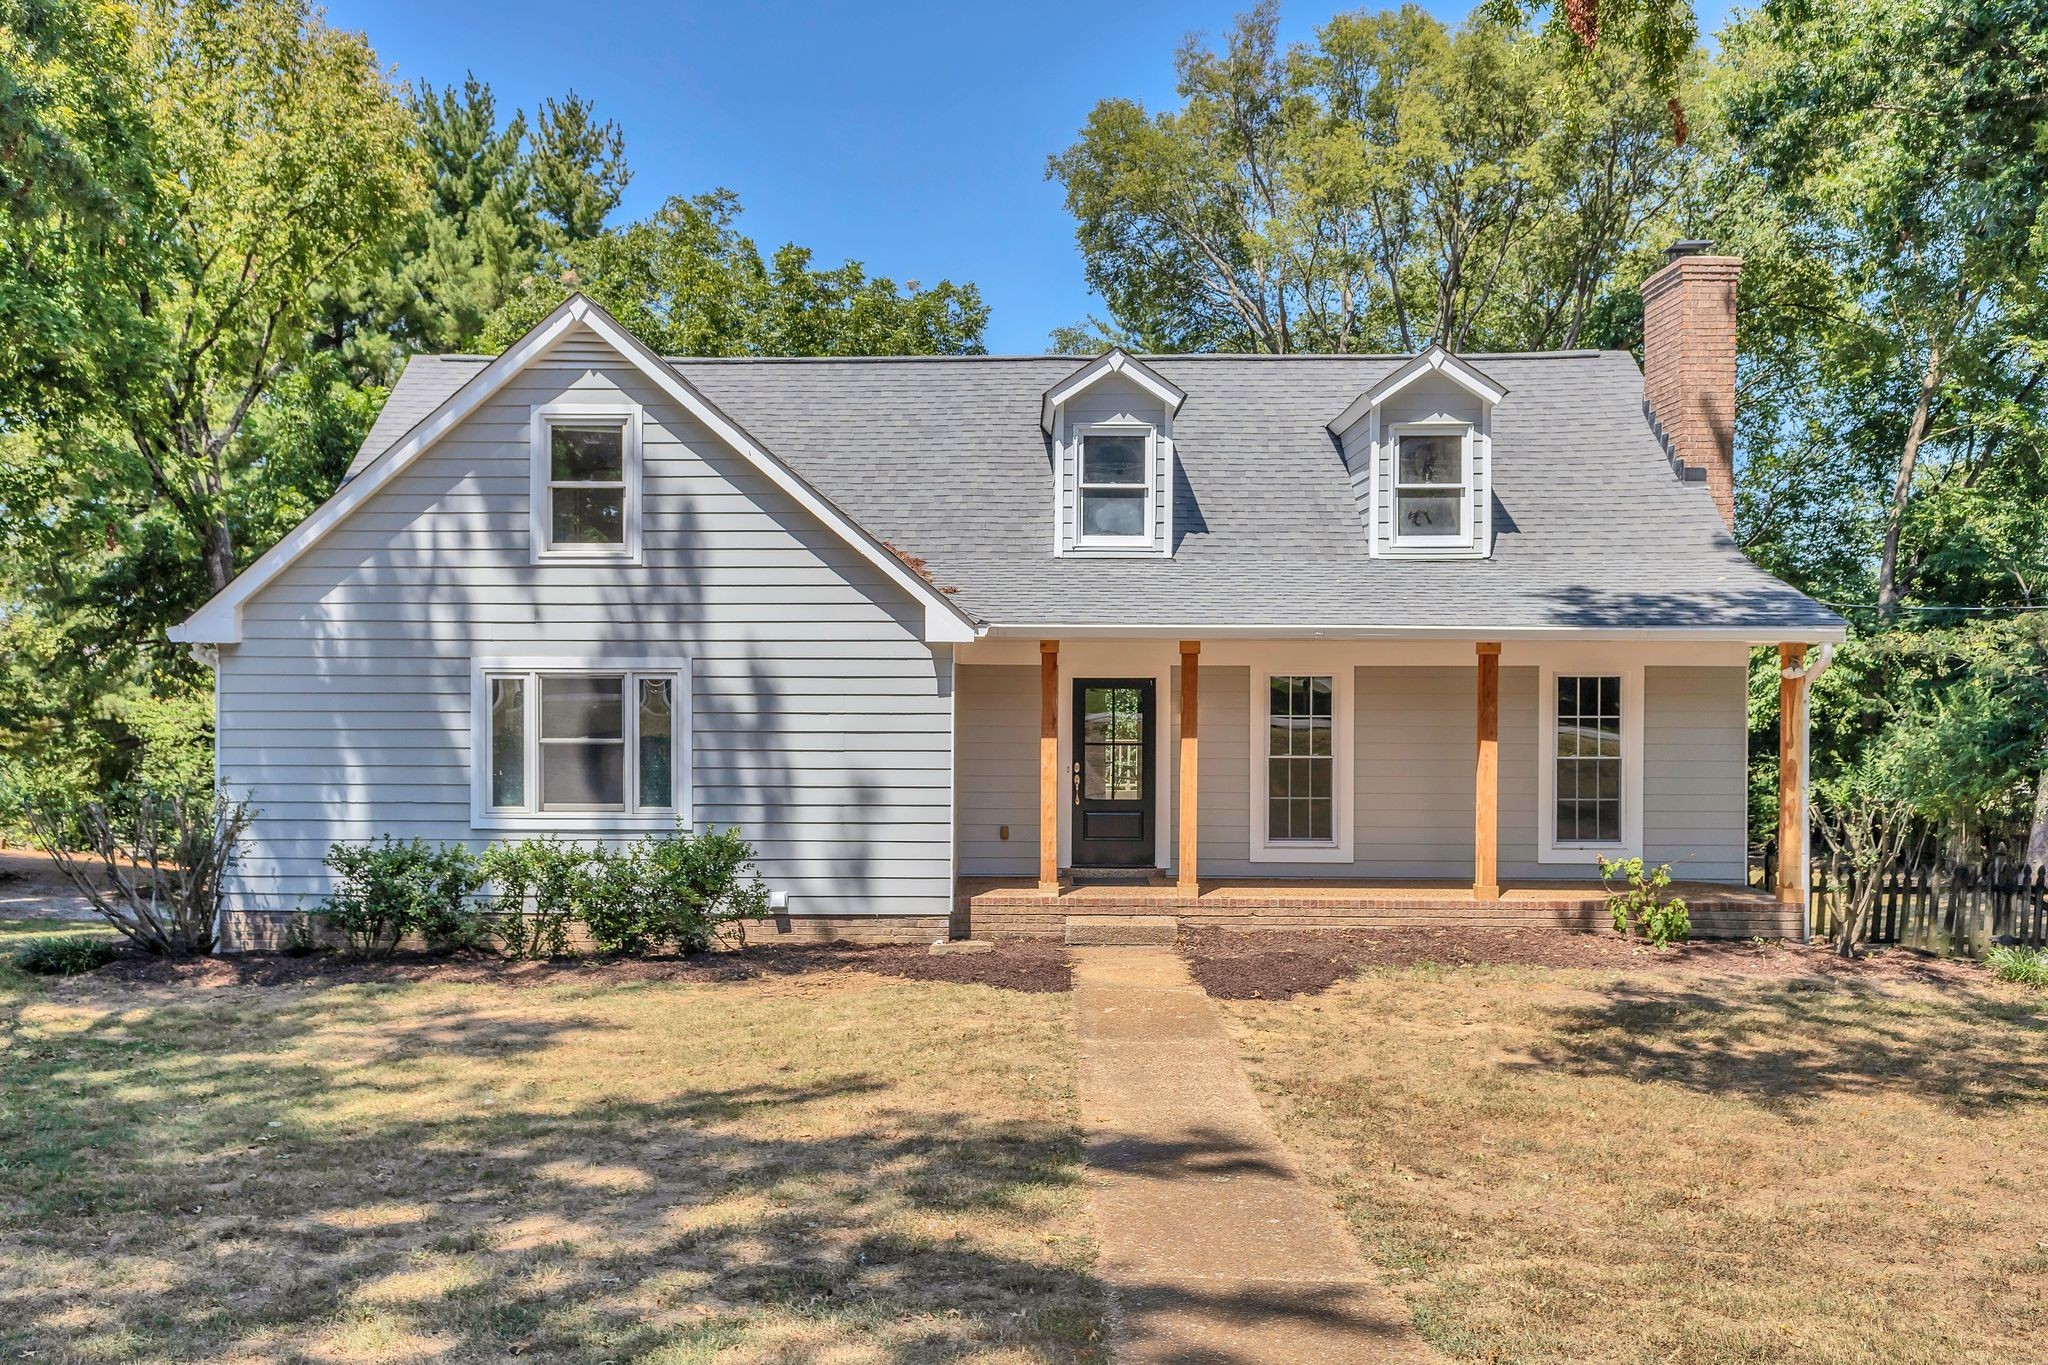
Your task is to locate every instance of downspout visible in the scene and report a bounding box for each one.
[1781,643,1835,941]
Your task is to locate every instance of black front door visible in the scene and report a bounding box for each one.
[1072,678,1155,868]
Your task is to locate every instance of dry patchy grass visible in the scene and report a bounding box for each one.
[1225,962,2048,1364]
[0,947,1104,1362]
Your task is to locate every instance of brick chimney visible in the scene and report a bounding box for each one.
[1641,240,1741,531]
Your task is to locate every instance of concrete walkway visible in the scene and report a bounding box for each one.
[1072,947,1432,1363]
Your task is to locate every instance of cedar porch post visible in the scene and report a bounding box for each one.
[1778,644,1808,905]
[1179,640,1200,894]
[1039,640,1060,892]
[1474,642,1502,900]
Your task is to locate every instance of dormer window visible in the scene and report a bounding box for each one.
[1392,427,1469,543]
[1327,345,1505,561]
[1042,350,1185,558]
[1079,428,1151,542]
[530,401,643,563]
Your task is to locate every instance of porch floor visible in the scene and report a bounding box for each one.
[953,875,1798,940]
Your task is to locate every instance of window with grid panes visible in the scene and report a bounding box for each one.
[1266,675,1334,842]
[1554,674,1622,843]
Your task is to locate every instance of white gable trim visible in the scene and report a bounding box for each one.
[1327,345,1508,437]
[170,294,980,646]
[1041,349,1185,433]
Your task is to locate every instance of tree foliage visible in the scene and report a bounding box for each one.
[1048,1,1701,352]
[481,190,989,356]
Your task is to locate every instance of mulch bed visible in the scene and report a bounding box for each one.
[71,938,1076,994]
[1180,925,1994,1001]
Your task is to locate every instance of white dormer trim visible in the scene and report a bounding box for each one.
[1328,344,1507,439]
[1330,344,1502,562]
[1045,350,1179,560]
[1041,349,1185,433]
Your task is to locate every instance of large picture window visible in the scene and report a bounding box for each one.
[474,662,686,827]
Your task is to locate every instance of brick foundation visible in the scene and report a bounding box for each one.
[221,910,951,952]
[953,878,1801,942]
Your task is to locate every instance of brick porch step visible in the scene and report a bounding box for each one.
[1064,915,1179,947]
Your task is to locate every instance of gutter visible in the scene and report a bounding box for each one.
[980,622,1850,646]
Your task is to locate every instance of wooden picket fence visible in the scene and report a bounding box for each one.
[1804,838,2048,957]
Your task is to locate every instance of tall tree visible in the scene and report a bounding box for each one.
[529,90,629,246]
[113,0,421,596]
[482,190,988,357]
[1048,2,1698,353]
[1718,0,2048,613]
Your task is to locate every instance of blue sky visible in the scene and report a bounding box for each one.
[328,0,1731,354]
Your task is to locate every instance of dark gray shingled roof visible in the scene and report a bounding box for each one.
[349,350,1841,635]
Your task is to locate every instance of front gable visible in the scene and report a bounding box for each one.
[172,296,979,646]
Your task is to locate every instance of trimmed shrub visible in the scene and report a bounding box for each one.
[321,837,485,957]
[13,934,121,976]
[579,828,771,956]
[479,837,585,960]
[1988,944,2048,989]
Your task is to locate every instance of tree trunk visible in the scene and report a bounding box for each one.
[202,518,235,596]
[1877,343,1943,614]
[2027,767,2048,871]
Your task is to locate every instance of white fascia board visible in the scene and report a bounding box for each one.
[1041,349,1186,432]
[1329,345,1510,436]
[980,621,1849,644]
[170,293,982,647]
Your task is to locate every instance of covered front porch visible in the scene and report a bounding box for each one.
[951,634,1820,941]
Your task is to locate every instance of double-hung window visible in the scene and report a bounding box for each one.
[1267,675,1334,842]
[1393,429,1466,542]
[1537,664,1642,862]
[475,662,687,827]
[531,405,641,561]
[1251,669,1353,861]
[1077,429,1150,542]
[1553,675,1623,844]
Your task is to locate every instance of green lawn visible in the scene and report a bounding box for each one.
[0,930,1104,1362]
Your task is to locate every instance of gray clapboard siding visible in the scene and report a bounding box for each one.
[1356,667,1477,877]
[954,664,1040,876]
[217,324,953,922]
[1643,666,1749,881]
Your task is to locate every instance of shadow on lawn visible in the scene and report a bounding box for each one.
[0,986,1107,1361]
[1507,977,2048,1116]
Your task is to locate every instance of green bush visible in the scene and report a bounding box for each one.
[478,837,585,960]
[320,837,485,957]
[1988,944,2048,989]
[13,934,121,976]
[1598,855,1691,948]
[578,828,770,956]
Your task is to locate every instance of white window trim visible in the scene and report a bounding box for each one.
[1248,665,1355,863]
[1073,420,1158,552]
[1385,420,1474,551]
[469,656,691,830]
[1536,660,1644,864]
[530,401,644,564]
